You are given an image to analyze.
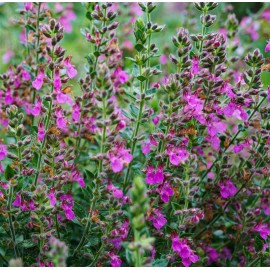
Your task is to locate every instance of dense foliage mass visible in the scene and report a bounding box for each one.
[0,2,270,267]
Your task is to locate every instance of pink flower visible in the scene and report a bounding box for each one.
[22,69,31,81]
[206,246,219,264]
[64,56,77,79]
[254,223,270,240]
[268,86,270,102]
[113,67,129,86]
[54,68,62,91]
[167,145,188,166]
[145,164,164,185]
[152,115,160,126]
[0,144,7,161]
[2,50,14,64]
[219,179,238,199]
[149,209,167,230]
[48,189,57,207]
[4,88,13,105]
[32,68,45,90]
[108,144,132,173]
[261,9,270,21]
[192,56,199,75]
[31,96,42,117]
[142,136,158,155]
[116,120,126,131]
[60,194,75,220]
[55,108,67,130]
[160,54,168,65]
[261,197,270,215]
[72,103,81,122]
[24,2,33,11]
[171,235,199,267]
[38,122,45,142]
[72,170,85,188]
[109,251,122,267]
[159,182,174,203]
[56,90,73,105]
[266,40,270,53]
[12,195,22,208]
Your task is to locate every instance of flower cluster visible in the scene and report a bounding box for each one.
[0,2,270,268]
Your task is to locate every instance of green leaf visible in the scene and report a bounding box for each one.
[26,24,36,32]
[119,129,132,140]
[135,43,145,52]
[86,11,93,21]
[94,51,100,58]
[146,88,156,96]
[130,104,139,117]
[22,64,31,73]
[126,57,137,63]
[152,257,169,267]
[121,109,132,119]
[132,65,139,77]
[22,240,36,249]
[137,75,147,82]
[5,165,15,181]
[254,235,264,252]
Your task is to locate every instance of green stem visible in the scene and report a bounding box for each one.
[123,65,145,194]
[33,69,54,187]
[7,185,20,258]
[32,2,41,125]
[73,199,96,256]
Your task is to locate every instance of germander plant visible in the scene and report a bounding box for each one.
[0,2,270,267]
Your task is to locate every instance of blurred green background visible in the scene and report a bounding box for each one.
[0,2,270,83]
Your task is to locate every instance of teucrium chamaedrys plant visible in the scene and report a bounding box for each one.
[0,1,270,267]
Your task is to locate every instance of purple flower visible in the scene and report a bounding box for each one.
[56,89,73,105]
[0,144,7,161]
[219,180,238,199]
[60,194,75,220]
[32,68,45,90]
[171,235,199,267]
[113,67,129,86]
[64,56,77,79]
[55,108,67,130]
[54,68,62,91]
[72,103,81,122]
[72,170,85,188]
[192,56,199,75]
[38,122,45,142]
[265,40,270,52]
[31,96,42,117]
[152,115,160,126]
[149,209,167,230]
[261,197,270,215]
[2,50,14,64]
[22,69,31,81]
[12,195,22,208]
[254,223,270,240]
[109,251,122,267]
[4,88,13,105]
[167,145,188,166]
[142,136,158,155]
[159,182,174,203]
[24,2,33,11]
[108,144,132,173]
[206,246,219,264]
[145,164,164,185]
[160,54,168,65]
[48,189,57,207]
[261,9,270,22]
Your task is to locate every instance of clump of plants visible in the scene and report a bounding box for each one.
[0,2,270,267]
